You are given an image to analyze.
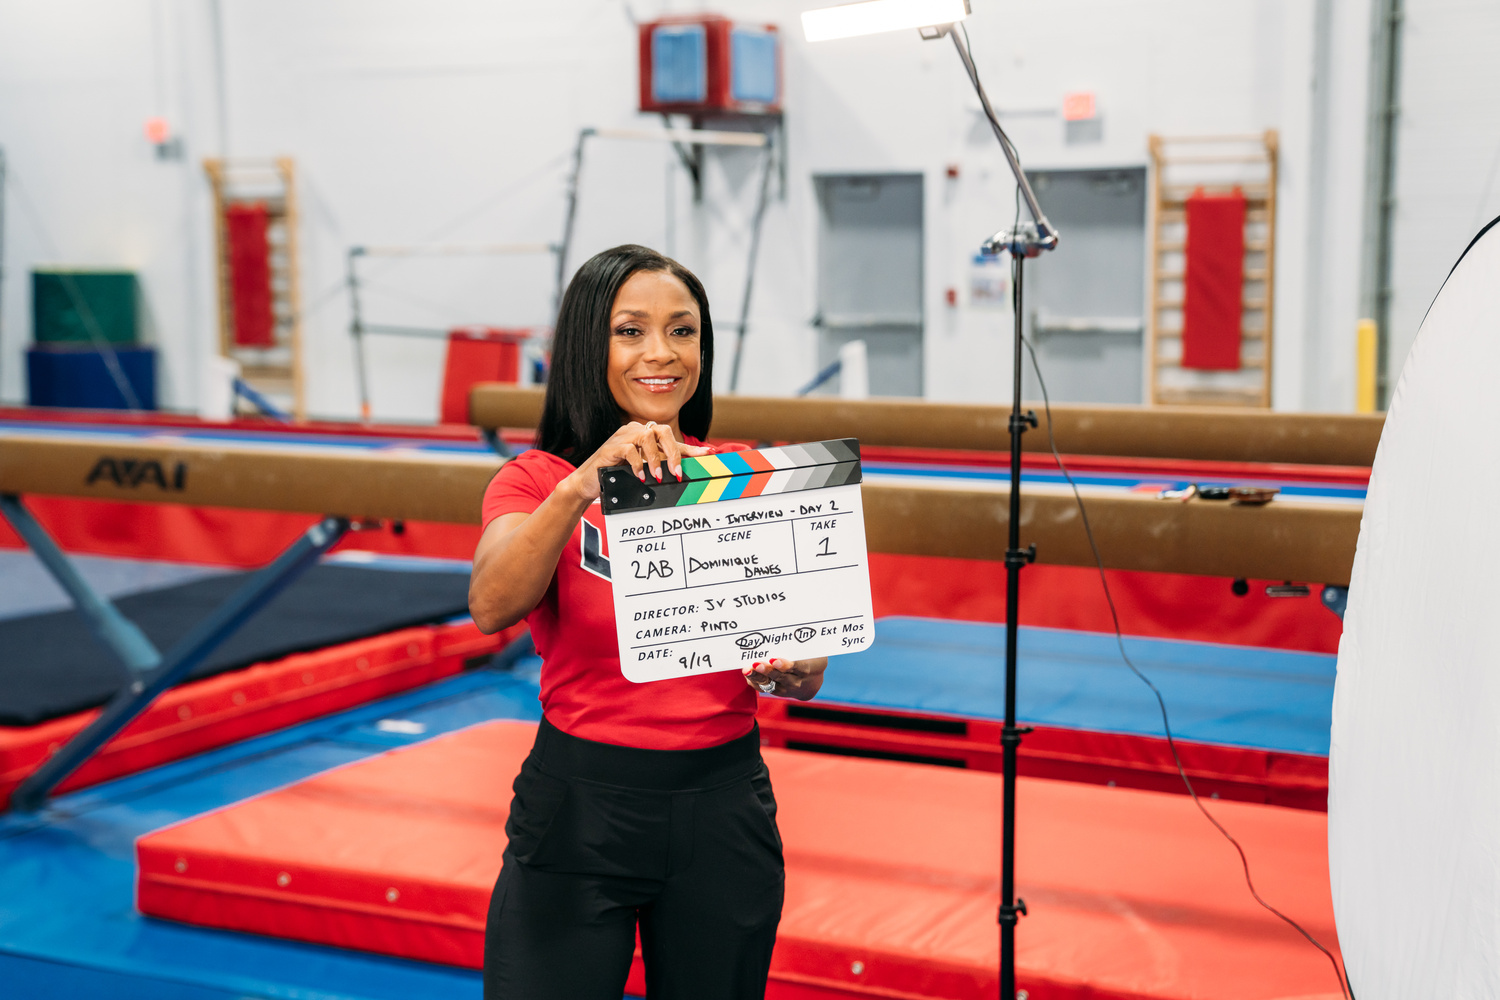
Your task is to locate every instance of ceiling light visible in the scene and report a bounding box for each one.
[801,0,970,43]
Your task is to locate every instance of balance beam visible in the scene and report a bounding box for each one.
[0,433,1361,584]
[865,482,1360,586]
[0,435,503,525]
[469,386,1384,468]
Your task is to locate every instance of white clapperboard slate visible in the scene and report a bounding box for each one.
[599,438,874,682]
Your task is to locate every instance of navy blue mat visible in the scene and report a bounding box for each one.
[0,564,474,726]
[0,551,229,623]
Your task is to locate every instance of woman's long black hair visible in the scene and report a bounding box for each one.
[536,244,714,464]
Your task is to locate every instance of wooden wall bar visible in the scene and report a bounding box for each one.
[469,385,1384,468]
[0,433,1361,584]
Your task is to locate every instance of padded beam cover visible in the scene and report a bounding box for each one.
[0,434,501,524]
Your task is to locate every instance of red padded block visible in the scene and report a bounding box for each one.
[138,721,1343,1000]
[0,621,523,809]
[440,328,524,425]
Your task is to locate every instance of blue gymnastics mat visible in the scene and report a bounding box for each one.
[821,617,1337,756]
[0,620,1333,999]
[0,665,545,1000]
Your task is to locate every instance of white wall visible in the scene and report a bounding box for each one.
[1301,0,1374,413]
[0,0,1407,418]
[1383,0,1500,390]
[0,0,222,414]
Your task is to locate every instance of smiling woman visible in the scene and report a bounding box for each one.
[532,245,716,470]
[466,245,825,1000]
[606,269,703,431]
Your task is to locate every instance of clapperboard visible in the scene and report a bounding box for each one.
[599,439,874,683]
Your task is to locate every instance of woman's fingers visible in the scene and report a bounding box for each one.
[602,423,646,482]
[764,657,804,679]
[623,441,646,482]
[743,662,784,694]
[639,429,664,482]
[591,423,715,485]
[655,424,685,479]
[743,658,806,694]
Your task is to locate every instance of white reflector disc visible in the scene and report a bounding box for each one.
[1331,216,1500,995]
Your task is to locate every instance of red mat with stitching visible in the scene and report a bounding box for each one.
[137,720,1344,1000]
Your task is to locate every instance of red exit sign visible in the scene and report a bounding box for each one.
[1062,91,1096,121]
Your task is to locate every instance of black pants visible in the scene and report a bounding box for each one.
[484,718,784,999]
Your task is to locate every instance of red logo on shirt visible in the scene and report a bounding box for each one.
[580,517,611,582]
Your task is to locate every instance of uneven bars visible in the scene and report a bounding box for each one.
[353,243,558,258]
[591,127,767,148]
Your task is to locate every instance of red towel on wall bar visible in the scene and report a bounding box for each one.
[1181,188,1246,370]
[225,203,276,348]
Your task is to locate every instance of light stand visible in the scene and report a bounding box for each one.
[802,4,1059,990]
[928,24,1059,999]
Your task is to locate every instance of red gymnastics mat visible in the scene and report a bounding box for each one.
[0,621,520,809]
[755,698,1329,811]
[137,721,1344,1000]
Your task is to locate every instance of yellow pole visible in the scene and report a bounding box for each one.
[1356,319,1378,413]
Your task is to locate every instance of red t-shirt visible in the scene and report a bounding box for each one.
[480,443,758,750]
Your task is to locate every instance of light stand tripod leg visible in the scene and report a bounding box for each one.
[925,25,1055,996]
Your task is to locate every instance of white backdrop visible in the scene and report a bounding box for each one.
[1329,215,1500,995]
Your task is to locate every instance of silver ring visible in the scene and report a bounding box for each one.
[754,677,776,694]
[644,420,656,429]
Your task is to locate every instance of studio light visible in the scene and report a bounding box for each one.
[801,3,1056,997]
[800,0,969,42]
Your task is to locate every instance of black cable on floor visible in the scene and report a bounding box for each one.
[1016,316,1352,1000]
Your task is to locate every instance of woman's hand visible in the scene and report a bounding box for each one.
[743,657,827,701]
[471,422,715,635]
[563,421,716,503]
